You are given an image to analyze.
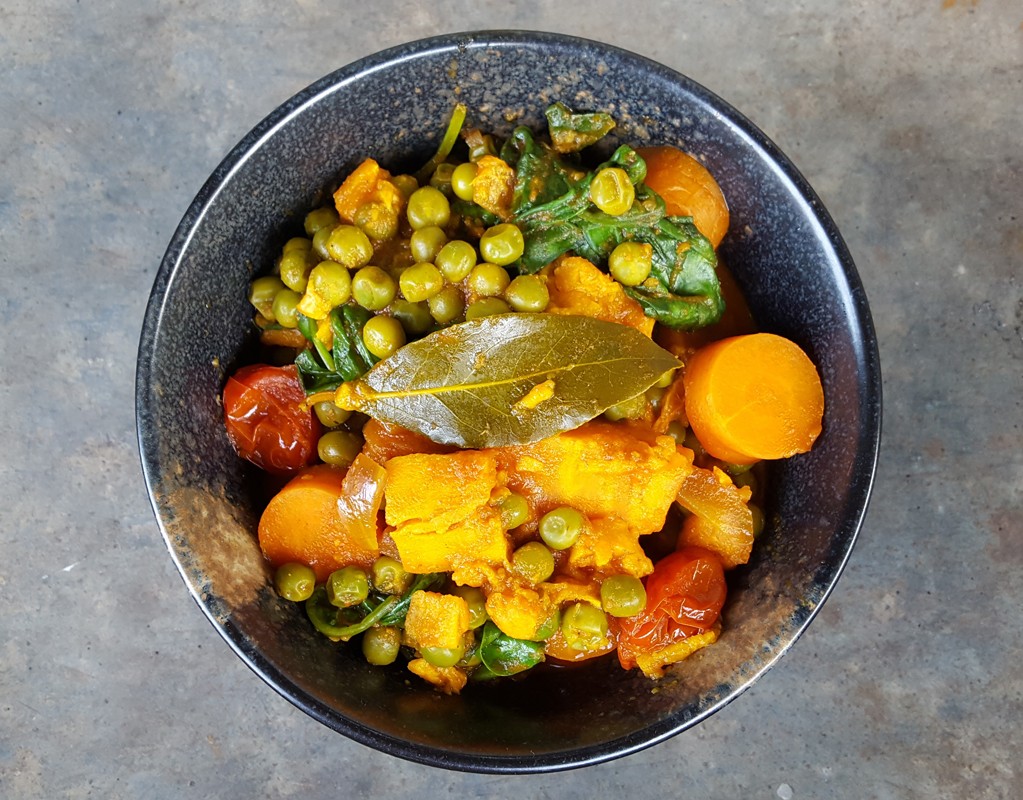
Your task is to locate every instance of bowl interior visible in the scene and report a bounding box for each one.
[137,31,880,773]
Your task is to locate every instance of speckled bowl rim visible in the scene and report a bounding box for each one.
[137,30,882,773]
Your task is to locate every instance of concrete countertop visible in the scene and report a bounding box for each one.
[2,2,1020,797]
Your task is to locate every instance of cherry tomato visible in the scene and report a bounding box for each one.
[222,364,321,475]
[613,546,727,670]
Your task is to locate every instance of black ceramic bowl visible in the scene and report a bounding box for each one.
[137,31,881,772]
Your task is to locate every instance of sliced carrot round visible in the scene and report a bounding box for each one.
[258,464,379,581]
[682,333,824,464]
[638,145,729,248]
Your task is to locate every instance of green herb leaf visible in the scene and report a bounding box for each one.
[505,112,725,330]
[477,621,545,677]
[545,101,617,153]
[334,313,681,448]
[304,573,444,640]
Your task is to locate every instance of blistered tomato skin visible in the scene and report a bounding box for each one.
[613,546,727,670]
[222,364,321,475]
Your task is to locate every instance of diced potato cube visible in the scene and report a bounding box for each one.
[390,506,509,575]
[404,591,470,650]
[563,516,653,580]
[542,256,655,337]
[495,420,693,536]
[407,658,467,694]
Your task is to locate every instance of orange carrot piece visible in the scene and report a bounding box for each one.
[258,464,379,581]
[682,333,824,464]
[638,145,730,248]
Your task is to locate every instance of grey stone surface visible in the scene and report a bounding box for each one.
[1,1,1019,797]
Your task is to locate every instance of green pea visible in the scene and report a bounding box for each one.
[589,167,636,216]
[734,469,758,494]
[421,643,466,668]
[305,261,352,308]
[465,297,511,320]
[600,575,647,617]
[608,241,653,286]
[604,392,647,421]
[410,226,448,263]
[682,427,707,458]
[428,285,465,324]
[351,266,397,311]
[353,201,399,242]
[430,162,456,194]
[498,493,530,530]
[399,262,444,302]
[271,289,301,328]
[539,506,585,550]
[313,401,351,428]
[304,207,340,237]
[504,274,549,312]
[362,626,402,666]
[249,275,286,319]
[362,315,406,359]
[511,541,555,584]
[390,299,433,336]
[317,430,362,468]
[282,236,313,255]
[666,420,688,444]
[279,250,312,292]
[326,225,373,269]
[451,162,477,201]
[450,586,488,629]
[561,602,610,651]
[466,263,511,297]
[391,174,419,199]
[311,224,334,261]
[435,240,477,282]
[406,186,451,230]
[326,566,370,608]
[273,562,316,602]
[371,556,412,595]
[479,224,525,266]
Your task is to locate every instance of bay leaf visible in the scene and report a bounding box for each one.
[334,313,681,448]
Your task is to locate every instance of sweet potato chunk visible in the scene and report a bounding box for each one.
[333,158,405,224]
[563,516,654,580]
[384,450,510,575]
[404,590,471,650]
[471,155,514,219]
[390,507,509,575]
[542,256,655,337]
[385,450,497,532]
[407,659,467,694]
[494,420,693,536]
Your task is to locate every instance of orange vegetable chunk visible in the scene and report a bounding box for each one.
[471,155,515,219]
[683,333,824,464]
[494,420,693,536]
[257,464,378,581]
[638,145,730,248]
[384,450,510,575]
[333,158,404,224]
[404,591,471,650]
[542,256,655,337]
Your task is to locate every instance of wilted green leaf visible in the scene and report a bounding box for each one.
[334,313,681,448]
